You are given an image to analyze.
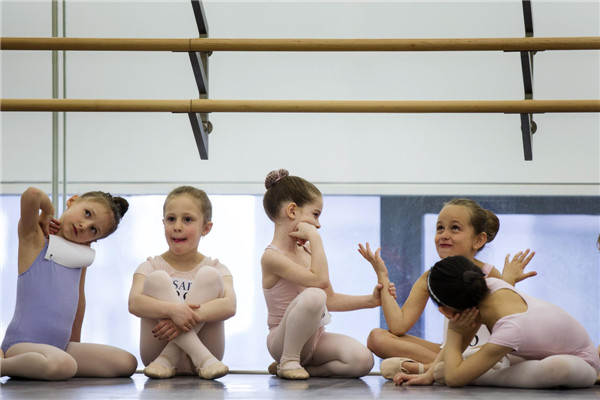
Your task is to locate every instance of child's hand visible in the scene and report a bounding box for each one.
[357,243,388,276]
[152,319,182,341]
[289,221,319,246]
[393,371,434,386]
[502,249,536,285]
[448,307,479,335]
[371,281,397,302]
[48,218,60,235]
[37,214,55,238]
[170,303,202,332]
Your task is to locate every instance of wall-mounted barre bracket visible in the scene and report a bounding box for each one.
[188,0,210,160]
[520,0,535,160]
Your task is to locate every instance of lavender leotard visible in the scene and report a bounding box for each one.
[1,242,82,353]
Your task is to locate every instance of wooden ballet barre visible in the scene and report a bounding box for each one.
[1,37,599,52]
[2,99,599,113]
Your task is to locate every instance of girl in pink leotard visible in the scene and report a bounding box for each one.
[261,169,393,380]
[410,255,599,388]
[128,186,236,380]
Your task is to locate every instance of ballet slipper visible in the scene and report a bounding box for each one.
[277,364,309,380]
[432,362,445,385]
[268,361,279,375]
[197,360,229,380]
[380,357,425,379]
[143,361,176,379]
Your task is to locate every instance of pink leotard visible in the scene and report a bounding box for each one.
[262,244,326,362]
[135,255,231,300]
[486,277,600,373]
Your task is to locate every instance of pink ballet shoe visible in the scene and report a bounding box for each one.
[380,357,425,380]
[277,364,309,380]
[143,361,176,379]
[197,361,229,380]
[268,361,279,375]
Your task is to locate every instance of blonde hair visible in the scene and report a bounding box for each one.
[163,186,212,224]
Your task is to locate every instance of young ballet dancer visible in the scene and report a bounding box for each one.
[0,187,137,380]
[128,186,236,380]
[261,169,393,380]
[359,198,536,379]
[416,255,600,388]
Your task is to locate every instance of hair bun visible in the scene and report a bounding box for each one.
[463,270,486,294]
[265,169,289,189]
[113,196,129,218]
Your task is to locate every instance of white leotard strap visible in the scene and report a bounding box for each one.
[45,234,96,268]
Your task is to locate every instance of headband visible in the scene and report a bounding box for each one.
[426,270,448,308]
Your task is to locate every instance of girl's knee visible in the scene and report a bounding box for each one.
[194,266,223,288]
[143,270,173,295]
[45,354,78,380]
[349,347,374,378]
[366,328,389,354]
[299,288,327,311]
[114,352,138,377]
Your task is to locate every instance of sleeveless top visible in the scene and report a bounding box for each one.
[263,244,313,330]
[135,255,231,301]
[1,241,82,352]
[486,278,600,372]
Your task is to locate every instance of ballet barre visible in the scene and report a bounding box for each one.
[2,99,599,113]
[1,37,599,52]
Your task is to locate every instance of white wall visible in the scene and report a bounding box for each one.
[1,0,599,196]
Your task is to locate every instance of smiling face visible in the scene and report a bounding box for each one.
[58,199,115,244]
[163,194,212,257]
[435,204,486,260]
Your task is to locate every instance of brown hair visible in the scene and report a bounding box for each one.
[444,198,499,252]
[263,169,321,221]
[78,191,129,237]
[164,186,212,224]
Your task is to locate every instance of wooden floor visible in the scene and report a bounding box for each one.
[1,372,600,400]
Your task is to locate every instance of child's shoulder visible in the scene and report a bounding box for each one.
[135,255,171,275]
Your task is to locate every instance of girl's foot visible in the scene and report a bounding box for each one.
[380,357,425,379]
[268,361,278,375]
[197,358,229,380]
[432,362,445,384]
[277,361,309,380]
[144,362,176,379]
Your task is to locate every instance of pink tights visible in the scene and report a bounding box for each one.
[267,287,373,378]
[472,354,598,388]
[140,267,225,374]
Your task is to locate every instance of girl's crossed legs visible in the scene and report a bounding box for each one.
[472,354,598,389]
[267,287,373,379]
[140,267,227,379]
[1,341,136,380]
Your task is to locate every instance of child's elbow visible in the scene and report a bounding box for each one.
[444,374,469,388]
[315,280,329,289]
[127,299,140,316]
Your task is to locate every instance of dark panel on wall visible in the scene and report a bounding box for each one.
[380,195,600,337]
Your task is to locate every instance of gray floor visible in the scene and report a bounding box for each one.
[2,373,600,400]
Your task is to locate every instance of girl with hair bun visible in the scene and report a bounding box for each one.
[1,187,137,380]
[261,169,392,380]
[359,197,536,381]
[420,255,599,388]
